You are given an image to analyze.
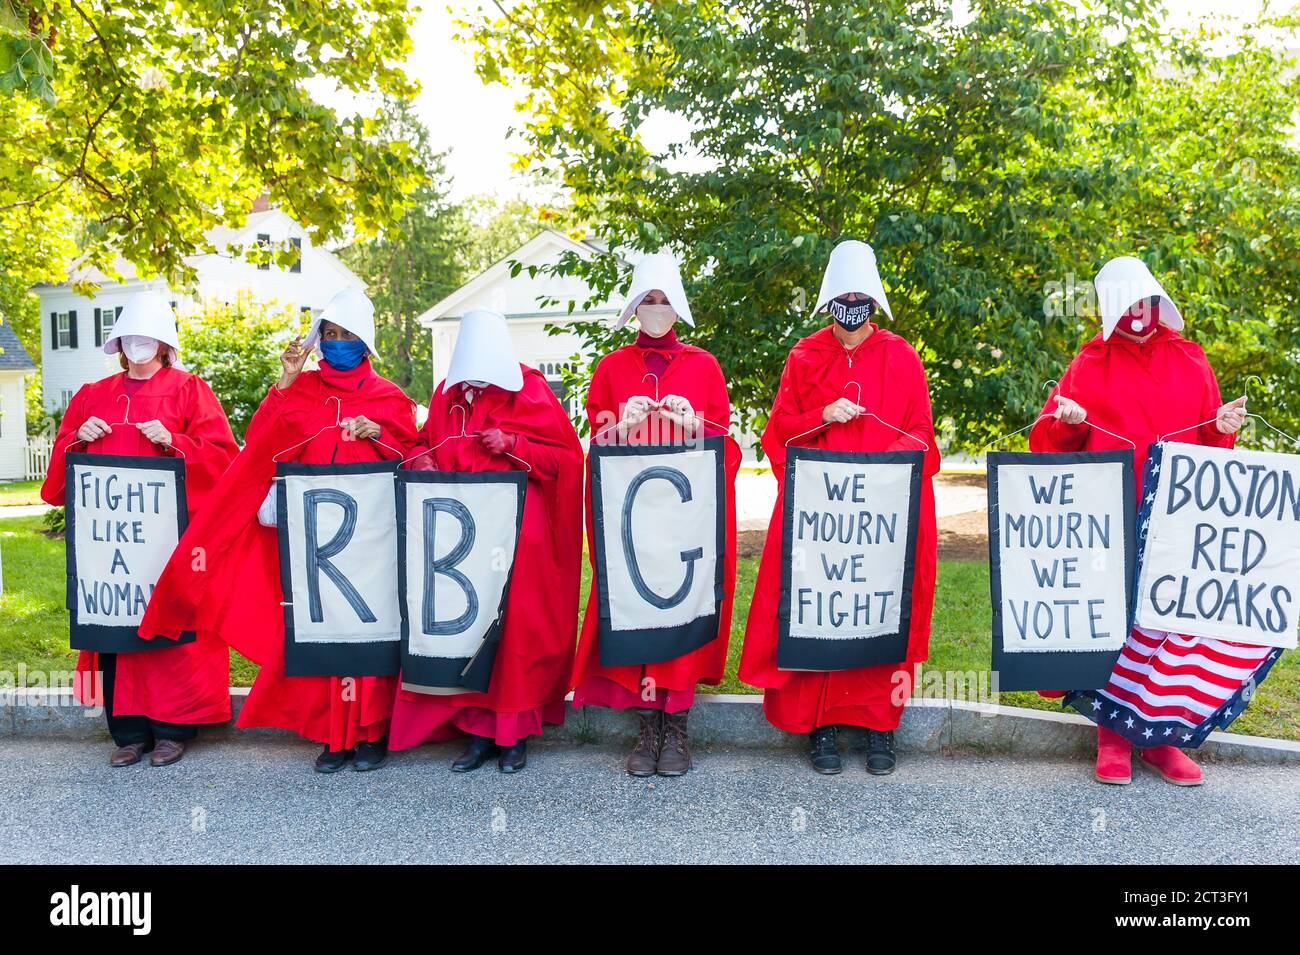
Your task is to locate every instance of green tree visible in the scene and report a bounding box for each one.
[341,99,469,400]
[0,0,425,315]
[460,193,554,273]
[463,1,1300,450]
[180,296,303,442]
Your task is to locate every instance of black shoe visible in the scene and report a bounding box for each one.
[314,746,352,774]
[451,735,499,773]
[808,726,842,775]
[353,737,389,772]
[866,729,897,775]
[498,740,527,774]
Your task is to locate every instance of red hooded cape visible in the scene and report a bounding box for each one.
[139,358,417,748]
[1029,326,1234,491]
[739,324,940,733]
[42,367,239,724]
[1029,325,1234,699]
[388,365,584,744]
[570,339,741,700]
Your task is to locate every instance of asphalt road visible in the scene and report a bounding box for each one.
[1,738,1295,864]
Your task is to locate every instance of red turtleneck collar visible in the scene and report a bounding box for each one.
[635,327,684,351]
[318,355,377,391]
[635,327,684,377]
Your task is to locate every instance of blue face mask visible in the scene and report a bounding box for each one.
[320,338,368,371]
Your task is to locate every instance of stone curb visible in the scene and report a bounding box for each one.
[3,687,1297,763]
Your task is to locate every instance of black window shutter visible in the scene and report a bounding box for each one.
[68,310,78,348]
[93,308,102,347]
[290,237,302,273]
[50,311,58,350]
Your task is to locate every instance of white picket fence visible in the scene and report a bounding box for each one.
[24,436,52,481]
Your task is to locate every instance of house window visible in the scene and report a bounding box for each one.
[98,307,116,343]
[56,312,72,348]
[61,389,75,408]
[290,237,302,273]
[256,233,271,270]
[540,361,580,418]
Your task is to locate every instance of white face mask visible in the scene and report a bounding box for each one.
[121,335,162,363]
[636,303,677,337]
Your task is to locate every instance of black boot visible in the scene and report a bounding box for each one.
[498,739,527,774]
[808,726,842,775]
[353,736,389,772]
[866,729,897,775]
[314,746,352,774]
[451,735,499,772]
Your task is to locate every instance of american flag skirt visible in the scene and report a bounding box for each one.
[1065,626,1283,748]
[1065,441,1288,747]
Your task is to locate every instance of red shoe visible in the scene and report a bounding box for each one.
[1139,746,1204,786]
[1094,725,1132,785]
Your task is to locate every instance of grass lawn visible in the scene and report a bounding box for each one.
[2,513,1296,741]
[0,481,44,507]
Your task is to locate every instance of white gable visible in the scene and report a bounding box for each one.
[418,230,620,326]
[419,230,623,402]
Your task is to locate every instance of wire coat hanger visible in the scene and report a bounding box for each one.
[1159,375,1300,448]
[593,370,734,442]
[111,393,133,426]
[980,380,1136,454]
[60,392,190,458]
[271,395,405,464]
[402,401,533,473]
[786,381,929,451]
[403,403,473,465]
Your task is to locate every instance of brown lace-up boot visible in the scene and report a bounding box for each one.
[626,708,662,776]
[657,709,692,776]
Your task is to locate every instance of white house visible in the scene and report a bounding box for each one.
[0,321,37,480]
[417,229,619,418]
[34,204,365,413]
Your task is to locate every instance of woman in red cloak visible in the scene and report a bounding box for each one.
[740,240,940,776]
[388,307,583,774]
[570,252,741,776]
[140,289,417,773]
[1029,256,1249,787]
[42,291,239,767]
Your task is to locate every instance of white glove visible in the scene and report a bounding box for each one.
[256,486,278,527]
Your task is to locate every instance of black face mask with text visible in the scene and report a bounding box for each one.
[828,295,876,331]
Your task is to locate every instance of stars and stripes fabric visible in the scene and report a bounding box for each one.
[1065,626,1281,747]
[1065,443,1284,747]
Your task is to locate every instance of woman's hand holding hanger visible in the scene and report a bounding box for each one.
[657,394,697,431]
[76,416,112,443]
[342,414,381,441]
[822,397,864,425]
[619,395,657,429]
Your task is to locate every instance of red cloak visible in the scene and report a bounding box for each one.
[739,324,940,733]
[1029,326,1234,699]
[42,367,239,724]
[1029,326,1234,491]
[139,358,418,748]
[388,365,584,749]
[570,338,741,709]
